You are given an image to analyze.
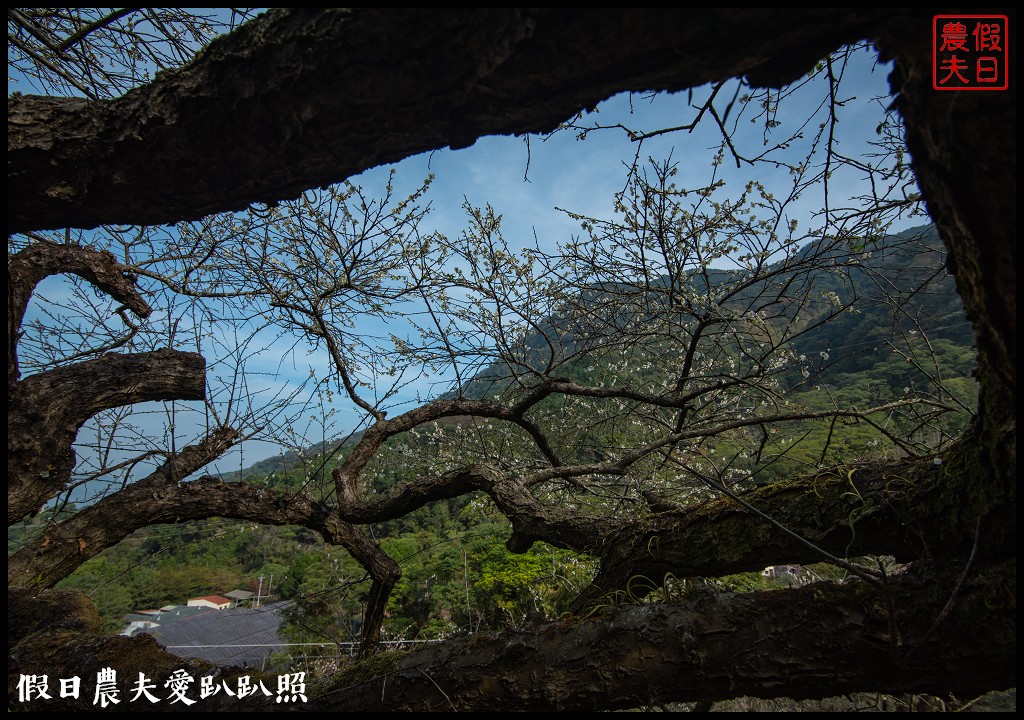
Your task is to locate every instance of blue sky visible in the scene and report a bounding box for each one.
[347,44,915,261]
[10,21,928,491]
[203,42,923,472]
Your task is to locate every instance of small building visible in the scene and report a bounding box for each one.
[120,615,160,636]
[120,605,215,636]
[138,601,293,668]
[223,589,256,608]
[187,595,232,610]
[762,565,804,585]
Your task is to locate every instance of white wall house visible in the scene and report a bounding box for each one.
[186,595,232,610]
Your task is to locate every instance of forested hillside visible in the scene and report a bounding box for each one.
[11,223,976,662]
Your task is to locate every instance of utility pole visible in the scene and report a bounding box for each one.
[256,575,264,609]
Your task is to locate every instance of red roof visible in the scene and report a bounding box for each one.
[189,595,231,604]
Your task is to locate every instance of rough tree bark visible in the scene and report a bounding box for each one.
[8,242,151,384]
[8,8,910,234]
[310,566,1016,711]
[874,16,1016,598]
[7,7,1015,711]
[9,561,1016,711]
[6,241,215,524]
[8,348,210,524]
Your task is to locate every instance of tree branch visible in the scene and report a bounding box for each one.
[56,8,141,52]
[572,446,990,611]
[8,425,240,587]
[8,348,206,523]
[9,8,905,233]
[10,563,1015,710]
[9,461,400,656]
[8,240,151,382]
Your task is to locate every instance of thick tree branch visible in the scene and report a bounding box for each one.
[9,465,399,655]
[332,397,951,559]
[9,563,1015,711]
[572,445,994,611]
[318,514,402,657]
[8,426,241,587]
[316,565,1016,711]
[8,240,151,382]
[8,348,206,523]
[332,428,1005,612]
[333,394,574,504]
[336,463,616,555]
[9,8,905,233]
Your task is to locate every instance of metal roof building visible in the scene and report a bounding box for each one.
[138,601,292,669]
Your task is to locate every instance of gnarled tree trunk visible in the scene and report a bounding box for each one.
[7,7,1015,711]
